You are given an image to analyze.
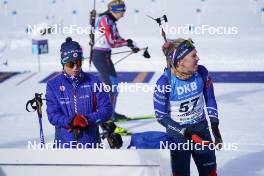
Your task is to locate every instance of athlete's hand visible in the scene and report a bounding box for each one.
[126,39,134,47]
[72,114,88,128]
[131,47,140,53]
[211,123,223,150]
[67,114,88,133]
[126,39,140,53]
[182,126,195,139]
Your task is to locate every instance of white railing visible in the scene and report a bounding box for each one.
[0,149,171,176]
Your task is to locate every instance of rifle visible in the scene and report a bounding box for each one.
[147,14,171,69]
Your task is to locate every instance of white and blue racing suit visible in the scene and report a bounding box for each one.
[153,65,219,176]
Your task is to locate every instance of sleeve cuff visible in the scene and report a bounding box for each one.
[63,116,74,127]
[207,107,218,118]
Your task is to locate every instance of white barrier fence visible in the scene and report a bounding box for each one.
[0,149,171,176]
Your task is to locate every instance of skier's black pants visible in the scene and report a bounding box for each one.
[170,121,217,176]
[92,49,118,111]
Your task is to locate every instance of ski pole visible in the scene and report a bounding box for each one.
[113,52,134,65]
[111,47,148,56]
[147,14,173,71]
[191,134,222,150]
[147,14,168,42]
[26,93,46,148]
[113,47,151,65]
[84,47,150,60]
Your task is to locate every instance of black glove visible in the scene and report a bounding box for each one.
[126,39,134,47]
[131,47,140,53]
[211,123,223,150]
[100,122,123,149]
[182,126,196,139]
[126,39,140,53]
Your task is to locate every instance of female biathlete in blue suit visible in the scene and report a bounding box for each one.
[153,38,223,176]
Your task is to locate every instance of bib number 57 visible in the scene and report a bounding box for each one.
[179,97,199,112]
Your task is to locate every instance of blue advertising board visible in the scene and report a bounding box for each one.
[32,39,48,55]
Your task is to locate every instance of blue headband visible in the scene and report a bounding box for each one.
[168,39,195,65]
[110,4,126,13]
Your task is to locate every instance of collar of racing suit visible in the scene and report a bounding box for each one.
[172,67,194,80]
[63,70,85,89]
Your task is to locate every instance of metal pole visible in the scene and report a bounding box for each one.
[112,47,147,56]
[114,52,133,65]
[38,54,40,72]
[84,47,148,60]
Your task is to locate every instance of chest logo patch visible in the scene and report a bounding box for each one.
[177,82,197,95]
[60,85,65,92]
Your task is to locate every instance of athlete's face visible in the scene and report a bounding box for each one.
[113,12,125,20]
[64,59,82,77]
[177,49,199,74]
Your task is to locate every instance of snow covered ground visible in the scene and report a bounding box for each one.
[0,0,264,175]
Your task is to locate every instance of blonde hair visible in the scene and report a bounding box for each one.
[108,0,125,10]
[162,38,185,58]
[162,38,185,68]
[163,38,195,79]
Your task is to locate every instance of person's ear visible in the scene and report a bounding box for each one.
[177,60,183,67]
